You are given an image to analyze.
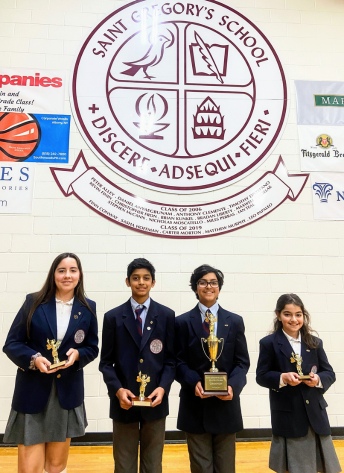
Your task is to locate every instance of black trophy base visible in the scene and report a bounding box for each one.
[203,371,228,395]
[132,396,152,407]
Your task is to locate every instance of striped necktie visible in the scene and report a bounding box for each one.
[135,306,145,336]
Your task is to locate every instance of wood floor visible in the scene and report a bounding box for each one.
[0,440,343,472]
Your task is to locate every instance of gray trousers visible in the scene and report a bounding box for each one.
[113,417,166,473]
[186,431,236,473]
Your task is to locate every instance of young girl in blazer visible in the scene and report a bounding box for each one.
[256,293,341,473]
[3,252,98,473]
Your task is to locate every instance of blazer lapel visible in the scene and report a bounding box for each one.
[276,329,295,363]
[61,298,84,346]
[123,300,141,348]
[190,305,204,341]
[41,298,57,339]
[141,299,158,349]
[217,306,231,341]
[301,341,315,375]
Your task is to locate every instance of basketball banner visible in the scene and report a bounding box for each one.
[0,112,70,164]
[295,80,344,172]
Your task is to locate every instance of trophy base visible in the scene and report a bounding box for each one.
[49,360,66,370]
[203,371,228,395]
[299,374,311,380]
[132,396,152,407]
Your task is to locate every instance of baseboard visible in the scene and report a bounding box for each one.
[1,428,344,446]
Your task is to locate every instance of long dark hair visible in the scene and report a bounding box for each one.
[272,293,318,349]
[26,252,95,336]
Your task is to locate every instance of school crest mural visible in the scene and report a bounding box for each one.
[51,0,308,238]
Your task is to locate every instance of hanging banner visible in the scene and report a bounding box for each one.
[0,112,70,163]
[0,68,65,114]
[0,163,34,213]
[295,80,344,172]
[311,172,344,220]
[51,152,308,238]
[0,68,69,213]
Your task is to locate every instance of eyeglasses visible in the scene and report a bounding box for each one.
[197,279,219,288]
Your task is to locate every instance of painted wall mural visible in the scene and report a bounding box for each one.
[52,0,308,237]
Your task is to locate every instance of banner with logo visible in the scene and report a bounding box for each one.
[0,68,69,212]
[0,113,70,164]
[0,68,70,164]
[311,172,344,219]
[0,68,65,113]
[295,80,344,171]
[0,163,34,213]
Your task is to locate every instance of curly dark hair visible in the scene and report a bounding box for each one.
[190,264,224,300]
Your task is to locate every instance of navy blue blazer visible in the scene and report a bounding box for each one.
[3,294,98,414]
[256,329,335,437]
[99,299,175,423]
[175,305,250,434]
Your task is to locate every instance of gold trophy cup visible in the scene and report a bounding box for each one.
[201,311,228,395]
[132,371,152,407]
[46,339,66,369]
[290,352,310,379]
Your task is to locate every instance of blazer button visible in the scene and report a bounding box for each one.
[139,359,144,364]
[305,400,309,404]
[57,374,61,378]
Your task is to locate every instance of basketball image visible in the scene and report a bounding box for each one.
[0,112,41,161]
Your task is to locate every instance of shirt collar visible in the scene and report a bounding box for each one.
[55,297,74,305]
[130,297,150,311]
[282,329,301,343]
[198,301,219,318]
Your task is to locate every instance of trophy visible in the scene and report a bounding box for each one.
[46,339,66,369]
[132,371,152,407]
[201,311,228,395]
[290,352,310,379]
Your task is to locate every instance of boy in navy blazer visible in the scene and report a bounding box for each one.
[175,264,250,473]
[99,258,175,473]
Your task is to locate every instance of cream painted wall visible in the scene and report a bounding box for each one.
[1,0,344,436]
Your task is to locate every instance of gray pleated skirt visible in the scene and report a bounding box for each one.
[3,381,87,446]
[269,427,342,473]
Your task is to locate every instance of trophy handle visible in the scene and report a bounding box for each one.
[217,338,224,360]
[201,338,211,362]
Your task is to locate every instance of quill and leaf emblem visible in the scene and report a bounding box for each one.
[194,32,223,84]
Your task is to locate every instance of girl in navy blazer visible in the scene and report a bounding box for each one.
[256,293,341,473]
[3,252,98,473]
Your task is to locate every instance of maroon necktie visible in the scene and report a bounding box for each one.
[135,306,144,336]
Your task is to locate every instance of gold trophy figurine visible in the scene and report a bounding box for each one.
[132,371,152,407]
[46,339,66,370]
[290,352,310,379]
[201,311,228,395]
